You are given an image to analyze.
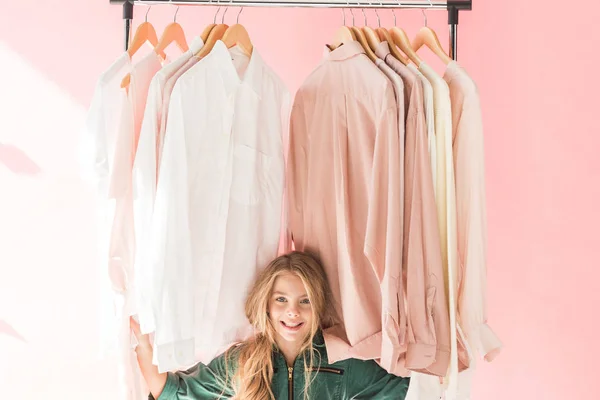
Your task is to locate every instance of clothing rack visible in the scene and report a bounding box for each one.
[109,0,471,60]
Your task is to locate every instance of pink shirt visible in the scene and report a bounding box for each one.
[158,55,201,172]
[443,61,502,363]
[374,57,407,372]
[376,42,451,377]
[288,41,404,374]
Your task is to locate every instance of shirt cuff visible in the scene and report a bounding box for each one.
[478,323,502,362]
[408,346,451,377]
[404,343,437,370]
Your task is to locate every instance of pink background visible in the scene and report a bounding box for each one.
[1,0,599,398]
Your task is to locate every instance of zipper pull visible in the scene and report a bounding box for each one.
[288,367,293,380]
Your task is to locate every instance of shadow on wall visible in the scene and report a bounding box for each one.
[0,320,27,343]
[0,144,42,175]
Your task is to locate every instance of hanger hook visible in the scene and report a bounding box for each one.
[222,0,231,24]
[347,0,355,26]
[145,5,152,23]
[236,7,244,24]
[213,0,221,24]
[355,0,365,27]
[371,1,380,28]
[174,5,180,23]
[391,1,399,26]
[422,0,432,26]
[359,1,367,26]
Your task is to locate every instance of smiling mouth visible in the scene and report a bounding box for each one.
[281,321,304,331]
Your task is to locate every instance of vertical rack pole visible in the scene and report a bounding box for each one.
[123,0,134,51]
[448,4,458,60]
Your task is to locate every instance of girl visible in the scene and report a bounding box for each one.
[131,251,410,399]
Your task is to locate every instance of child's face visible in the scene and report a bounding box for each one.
[268,272,313,345]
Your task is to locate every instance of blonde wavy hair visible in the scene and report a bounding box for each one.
[221,251,336,400]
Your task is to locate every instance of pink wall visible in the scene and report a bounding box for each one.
[1,0,599,398]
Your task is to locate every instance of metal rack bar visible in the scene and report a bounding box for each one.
[110,0,472,59]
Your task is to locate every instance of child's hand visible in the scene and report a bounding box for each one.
[130,316,151,349]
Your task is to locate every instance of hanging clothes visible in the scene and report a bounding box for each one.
[407,63,437,195]
[110,50,166,400]
[288,41,405,374]
[373,55,407,373]
[375,41,451,377]
[443,60,502,400]
[443,61,502,363]
[82,51,133,399]
[149,41,289,372]
[83,49,156,400]
[404,60,462,400]
[132,36,205,335]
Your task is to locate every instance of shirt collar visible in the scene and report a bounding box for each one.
[374,41,392,60]
[323,40,365,61]
[189,36,205,54]
[211,40,263,98]
[442,60,461,82]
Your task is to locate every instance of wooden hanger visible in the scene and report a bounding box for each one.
[347,4,376,62]
[349,27,376,62]
[201,23,216,42]
[370,6,408,65]
[363,25,381,53]
[121,8,161,89]
[411,9,452,65]
[222,8,253,57]
[195,24,228,59]
[390,27,421,66]
[352,26,377,62]
[330,26,356,49]
[154,7,189,56]
[126,7,159,59]
[377,27,409,65]
[329,8,356,49]
[196,3,234,59]
[201,2,223,43]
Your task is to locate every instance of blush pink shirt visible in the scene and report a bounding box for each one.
[443,61,502,364]
[376,42,451,377]
[288,41,404,374]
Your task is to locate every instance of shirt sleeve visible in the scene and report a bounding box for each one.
[153,353,236,399]
[286,92,309,250]
[362,85,403,373]
[80,80,108,191]
[133,79,162,333]
[454,96,502,362]
[345,359,410,399]
[149,81,195,368]
[279,90,292,253]
[403,90,451,375]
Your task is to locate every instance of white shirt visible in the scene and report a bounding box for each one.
[81,51,131,364]
[150,41,290,372]
[83,51,153,400]
[407,62,460,400]
[81,52,131,196]
[132,37,204,334]
[108,51,165,300]
[408,63,437,195]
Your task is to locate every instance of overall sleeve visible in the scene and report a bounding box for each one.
[153,353,237,400]
[345,359,410,400]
